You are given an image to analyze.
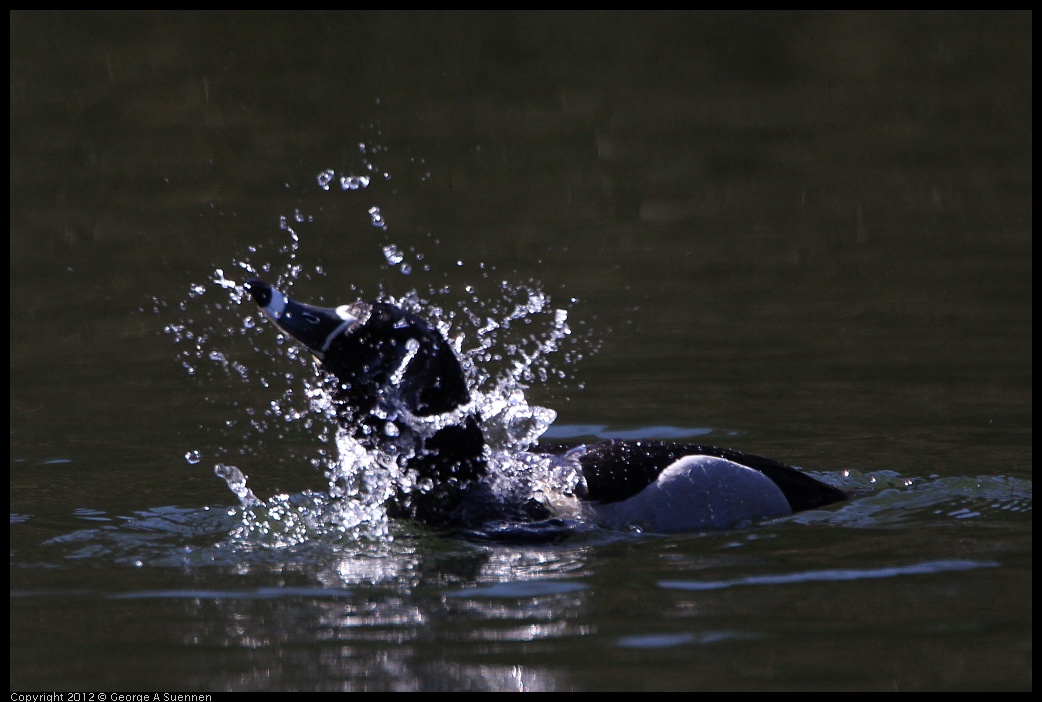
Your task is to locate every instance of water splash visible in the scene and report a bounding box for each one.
[214,464,263,510]
[196,264,591,546]
[162,191,592,547]
[156,147,617,545]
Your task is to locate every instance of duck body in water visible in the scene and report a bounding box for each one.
[244,280,848,534]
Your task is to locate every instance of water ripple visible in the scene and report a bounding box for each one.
[658,558,999,591]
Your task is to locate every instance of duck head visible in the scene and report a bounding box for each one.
[244,279,492,524]
[244,279,471,419]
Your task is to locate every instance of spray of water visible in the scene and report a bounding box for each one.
[161,163,597,546]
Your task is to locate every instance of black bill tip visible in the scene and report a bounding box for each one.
[244,279,272,306]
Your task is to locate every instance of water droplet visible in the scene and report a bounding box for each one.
[382,244,404,265]
[340,174,371,190]
[213,269,236,289]
[368,206,387,229]
[185,450,202,464]
[316,169,335,190]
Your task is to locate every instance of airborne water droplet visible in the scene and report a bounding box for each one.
[317,169,335,191]
[340,174,371,190]
[368,206,387,229]
[382,244,404,265]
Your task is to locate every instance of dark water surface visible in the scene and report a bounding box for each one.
[10,12,1031,691]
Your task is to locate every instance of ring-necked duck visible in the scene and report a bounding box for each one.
[244,279,847,533]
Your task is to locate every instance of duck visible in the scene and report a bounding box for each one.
[243,279,848,534]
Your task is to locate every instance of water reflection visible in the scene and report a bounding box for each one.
[97,529,597,690]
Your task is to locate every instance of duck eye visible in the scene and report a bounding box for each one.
[301,312,322,325]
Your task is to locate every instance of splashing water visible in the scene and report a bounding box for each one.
[160,163,597,546]
[200,271,585,546]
